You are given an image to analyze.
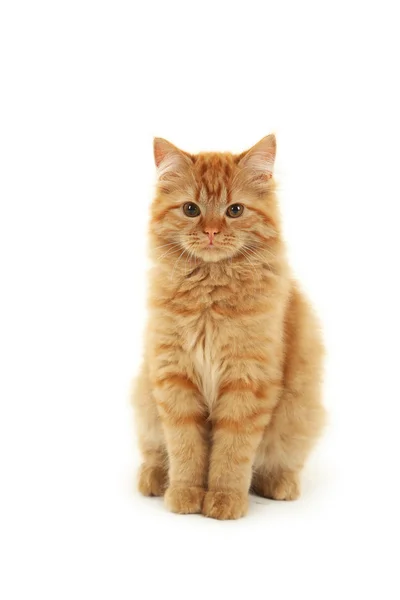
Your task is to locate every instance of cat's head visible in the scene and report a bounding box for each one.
[150,135,280,264]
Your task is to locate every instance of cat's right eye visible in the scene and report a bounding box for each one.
[183,202,201,217]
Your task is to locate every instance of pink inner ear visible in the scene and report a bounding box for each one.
[238,135,276,178]
[154,145,165,168]
[154,139,193,181]
[154,138,174,168]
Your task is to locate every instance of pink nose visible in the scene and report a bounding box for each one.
[203,227,220,244]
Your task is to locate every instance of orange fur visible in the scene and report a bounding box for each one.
[132,135,326,519]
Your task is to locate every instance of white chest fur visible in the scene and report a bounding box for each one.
[185,316,221,412]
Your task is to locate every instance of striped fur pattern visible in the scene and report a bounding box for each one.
[132,135,325,519]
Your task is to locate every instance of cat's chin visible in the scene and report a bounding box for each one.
[191,247,232,263]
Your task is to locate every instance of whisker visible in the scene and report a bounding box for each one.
[242,244,274,269]
[182,244,199,276]
[247,240,276,259]
[170,248,187,281]
[157,245,181,260]
[239,248,265,295]
[151,241,180,251]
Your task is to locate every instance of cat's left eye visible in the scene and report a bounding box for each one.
[226,203,244,218]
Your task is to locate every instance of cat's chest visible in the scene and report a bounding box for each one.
[184,313,222,412]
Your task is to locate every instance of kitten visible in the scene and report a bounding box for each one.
[132,135,325,520]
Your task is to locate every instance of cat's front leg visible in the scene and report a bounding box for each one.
[153,371,208,515]
[203,377,278,520]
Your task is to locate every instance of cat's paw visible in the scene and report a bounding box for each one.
[202,490,248,520]
[254,471,300,501]
[138,464,167,497]
[164,485,205,514]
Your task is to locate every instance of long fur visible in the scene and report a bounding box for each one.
[132,136,326,519]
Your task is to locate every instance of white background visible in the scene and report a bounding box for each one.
[1,1,399,598]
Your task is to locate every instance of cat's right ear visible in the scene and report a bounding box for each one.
[153,138,192,180]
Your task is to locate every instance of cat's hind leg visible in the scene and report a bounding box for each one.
[252,382,324,501]
[131,365,168,497]
[252,287,326,501]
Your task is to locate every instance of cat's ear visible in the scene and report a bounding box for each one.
[238,134,276,180]
[153,138,192,180]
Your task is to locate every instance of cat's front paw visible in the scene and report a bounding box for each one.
[138,464,167,497]
[164,485,205,514]
[202,490,248,520]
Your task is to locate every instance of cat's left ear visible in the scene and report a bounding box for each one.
[238,134,276,179]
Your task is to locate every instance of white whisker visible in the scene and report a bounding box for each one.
[170,248,187,281]
[152,241,180,251]
[157,245,181,260]
[239,248,263,294]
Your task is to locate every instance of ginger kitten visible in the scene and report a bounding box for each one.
[132,135,325,520]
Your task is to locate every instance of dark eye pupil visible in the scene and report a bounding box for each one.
[226,203,243,218]
[183,202,200,217]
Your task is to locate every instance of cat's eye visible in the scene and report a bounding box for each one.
[183,202,201,217]
[226,203,244,218]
